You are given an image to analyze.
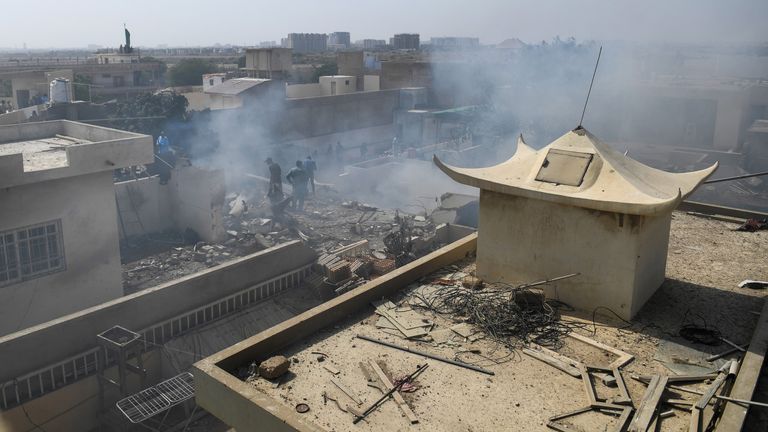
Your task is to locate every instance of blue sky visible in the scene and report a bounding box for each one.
[4,0,767,48]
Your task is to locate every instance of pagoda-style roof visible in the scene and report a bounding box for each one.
[434,127,717,216]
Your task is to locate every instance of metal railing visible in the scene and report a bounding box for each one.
[0,264,312,410]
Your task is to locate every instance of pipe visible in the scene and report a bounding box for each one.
[356,335,495,375]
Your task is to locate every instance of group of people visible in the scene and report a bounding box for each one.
[266,156,317,212]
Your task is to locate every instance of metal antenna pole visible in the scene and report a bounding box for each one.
[578,46,602,128]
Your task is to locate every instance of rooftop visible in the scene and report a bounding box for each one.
[204,78,273,96]
[0,120,153,188]
[193,212,768,432]
[0,134,90,172]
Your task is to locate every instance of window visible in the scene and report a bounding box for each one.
[0,220,65,287]
[102,74,111,78]
[209,79,214,86]
[345,80,350,85]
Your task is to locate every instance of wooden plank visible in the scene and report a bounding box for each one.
[569,333,634,368]
[613,368,633,406]
[689,407,701,432]
[718,299,768,431]
[523,348,581,378]
[369,360,419,424]
[695,373,727,410]
[636,374,717,383]
[330,378,363,406]
[629,375,668,432]
[580,365,598,406]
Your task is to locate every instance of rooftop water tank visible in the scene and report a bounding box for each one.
[49,78,71,104]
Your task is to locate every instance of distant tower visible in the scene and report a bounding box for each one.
[124,25,132,53]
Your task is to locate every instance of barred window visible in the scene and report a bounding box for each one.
[0,221,65,286]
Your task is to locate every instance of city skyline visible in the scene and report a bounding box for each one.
[2,0,767,49]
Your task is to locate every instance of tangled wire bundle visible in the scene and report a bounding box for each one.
[412,282,577,349]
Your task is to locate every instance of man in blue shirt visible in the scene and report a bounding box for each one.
[303,155,317,195]
[155,131,174,184]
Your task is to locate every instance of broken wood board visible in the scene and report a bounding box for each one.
[369,360,419,424]
[628,375,668,432]
[373,300,432,338]
[523,347,581,378]
[330,378,363,406]
[323,364,340,375]
[569,332,634,369]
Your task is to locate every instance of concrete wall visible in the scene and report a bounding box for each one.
[0,171,124,336]
[193,234,478,432]
[281,89,400,140]
[476,191,670,320]
[364,75,380,91]
[337,51,364,91]
[0,241,316,382]
[0,120,153,189]
[319,76,356,96]
[286,83,323,99]
[114,165,226,242]
[0,350,163,432]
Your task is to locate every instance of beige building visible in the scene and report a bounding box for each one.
[243,47,293,79]
[0,120,153,335]
[203,78,284,110]
[435,127,716,319]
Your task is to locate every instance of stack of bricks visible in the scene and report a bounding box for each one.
[326,260,351,283]
[372,258,396,275]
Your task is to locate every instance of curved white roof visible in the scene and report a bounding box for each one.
[434,127,717,216]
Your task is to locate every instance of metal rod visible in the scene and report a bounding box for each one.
[353,363,428,424]
[356,335,495,375]
[154,153,174,168]
[704,170,768,184]
[578,46,602,127]
[715,395,768,408]
[707,344,749,362]
[517,273,580,289]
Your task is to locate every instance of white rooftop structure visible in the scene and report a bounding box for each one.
[435,126,717,319]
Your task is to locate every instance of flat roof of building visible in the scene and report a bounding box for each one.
[204,78,273,95]
[0,120,153,188]
[0,134,90,172]
[194,212,767,432]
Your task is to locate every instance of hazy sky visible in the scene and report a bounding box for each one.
[4,0,767,48]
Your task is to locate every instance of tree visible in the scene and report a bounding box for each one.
[237,55,246,68]
[139,56,168,74]
[312,62,338,82]
[168,59,218,86]
[110,91,189,135]
[73,74,91,101]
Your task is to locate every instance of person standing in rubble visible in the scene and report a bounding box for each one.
[304,155,317,195]
[155,131,174,185]
[286,160,309,211]
[265,157,283,198]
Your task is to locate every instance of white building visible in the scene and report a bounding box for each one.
[0,120,153,335]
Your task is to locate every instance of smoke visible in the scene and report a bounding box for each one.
[178,37,768,213]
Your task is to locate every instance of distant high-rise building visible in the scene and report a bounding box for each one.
[430,37,480,48]
[259,41,278,48]
[392,33,420,50]
[283,33,328,53]
[329,32,351,48]
[362,39,387,50]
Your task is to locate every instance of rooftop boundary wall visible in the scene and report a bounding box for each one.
[193,233,477,432]
[0,240,316,409]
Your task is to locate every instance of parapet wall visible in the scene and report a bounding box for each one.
[0,240,316,389]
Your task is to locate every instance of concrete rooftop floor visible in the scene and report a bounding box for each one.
[0,135,87,171]
[232,211,768,431]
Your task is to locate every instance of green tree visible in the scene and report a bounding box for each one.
[168,59,218,86]
[110,91,189,135]
[73,74,91,101]
[237,55,246,68]
[139,56,168,75]
[312,62,338,82]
